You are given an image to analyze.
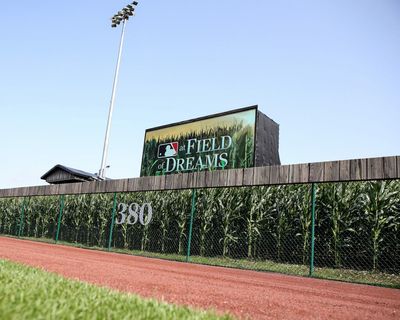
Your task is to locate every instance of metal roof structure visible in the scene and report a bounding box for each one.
[41,164,102,184]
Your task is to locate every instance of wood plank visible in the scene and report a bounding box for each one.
[10,188,19,197]
[159,175,166,190]
[237,168,245,186]
[145,176,152,191]
[81,181,91,194]
[94,180,107,193]
[225,169,235,186]
[182,173,190,189]
[309,162,324,182]
[58,184,68,195]
[235,168,244,186]
[70,183,82,195]
[339,160,351,181]
[398,156,400,179]
[1,156,400,199]
[204,171,213,188]
[279,165,290,184]
[254,166,270,185]
[191,172,200,189]
[113,179,128,193]
[105,180,119,193]
[216,170,228,187]
[127,178,138,192]
[9,188,16,197]
[9,189,16,197]
[367,157,384,180]
[7,188,14,197]
[63,183,76,195]
[269,165,280,184]
[252,167,261,185]
[152,176,159,190]
[152,176,162,191]
[186,172,194,189]
[350,159,367,181]
[30,186,39,196]
[226,168,243,186]
[22,187,33,197]
[164,175,174,190]
[31,186,40,196]
[143,176,153,191]
[140,177,147,191]
[16,187,25,197]
[147,176,156,191]
[221,169,230,186]
[196,171,207,188]
[210,171,220,188]
[136,176,143,191]
[243,168,254,186]
[19,187,27,197]
[4,189,12,197]
[288,164,300,183]
[299,164,309,183]
[170,174,178,190]
[43,185,53,196]
[176,174,184,189]
[323,161,339,182]
[144,176,153,191]
[48,185,60,195]
[383,156,397,179]
[174,173,185,190]
[34,187,43,196]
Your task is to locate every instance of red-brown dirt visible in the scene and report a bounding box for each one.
[0,237,399,319]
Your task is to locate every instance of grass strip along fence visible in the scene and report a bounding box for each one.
[0,259,231,320]
[1,180,399,288]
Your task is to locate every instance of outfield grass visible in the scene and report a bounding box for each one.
[11,235,400,289]
[0,259,232,320]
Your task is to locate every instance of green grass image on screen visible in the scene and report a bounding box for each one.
[140,109,256,176]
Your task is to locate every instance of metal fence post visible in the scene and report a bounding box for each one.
[17,197,27,237]
[55,195,65,243]
[309,183,316,276]
[108,192,118,251]
[186,189,197,262]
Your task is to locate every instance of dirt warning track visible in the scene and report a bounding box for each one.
[1,237,399,319]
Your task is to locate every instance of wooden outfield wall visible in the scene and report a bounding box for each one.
[0,156,399,198]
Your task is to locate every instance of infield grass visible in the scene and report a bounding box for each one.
[0,259,232,320]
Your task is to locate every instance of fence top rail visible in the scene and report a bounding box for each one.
[0,156,399,198]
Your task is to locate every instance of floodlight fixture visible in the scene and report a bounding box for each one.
[99,1,139,179]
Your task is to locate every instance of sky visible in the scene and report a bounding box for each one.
[0,0,399,188]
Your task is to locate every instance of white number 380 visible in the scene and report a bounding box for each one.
[115,203,153,225]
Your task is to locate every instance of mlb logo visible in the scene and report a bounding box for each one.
[158,142,178,158]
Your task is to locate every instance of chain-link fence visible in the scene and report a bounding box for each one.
[0,180,399,287]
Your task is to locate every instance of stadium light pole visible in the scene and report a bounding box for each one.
[99,1,138,180]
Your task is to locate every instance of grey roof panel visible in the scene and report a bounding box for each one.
[41,164,101,181]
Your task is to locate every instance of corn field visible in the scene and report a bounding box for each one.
[1,180,399,282]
